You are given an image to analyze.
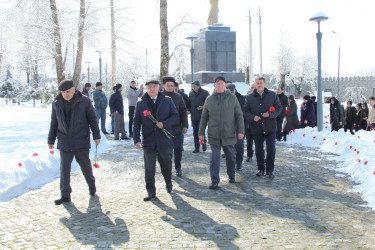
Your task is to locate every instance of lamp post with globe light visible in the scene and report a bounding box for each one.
[186,34,199,83]
[310,12,328,132]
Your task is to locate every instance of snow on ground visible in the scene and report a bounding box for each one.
[1,84,375,211]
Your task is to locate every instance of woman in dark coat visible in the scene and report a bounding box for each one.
[330,97,345,132]
[300,95,316,128]
[282,95,299,141]
[358,102,369,130]
[344,101,357,135]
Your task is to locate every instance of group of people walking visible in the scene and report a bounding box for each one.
[48,76,375,204]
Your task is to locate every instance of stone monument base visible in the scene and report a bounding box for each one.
[186,71,245,84]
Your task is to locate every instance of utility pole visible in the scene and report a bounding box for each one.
[258,7,263,76]
[248,8,254,83]
[85,61,91,83]
[96,50,103,83]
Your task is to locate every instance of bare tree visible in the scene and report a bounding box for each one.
[72,0,86,87]
[159,0,169,81]
[274,31,294,89]
[288,54,317,97]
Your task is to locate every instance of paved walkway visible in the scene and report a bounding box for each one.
[1,135,375,249]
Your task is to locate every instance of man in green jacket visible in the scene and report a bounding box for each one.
[199,76,245,189]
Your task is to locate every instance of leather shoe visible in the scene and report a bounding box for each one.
[176,169,182,177]
[256,170,265,177]
[54,196,71,205]
[202,143,207,152]
[166,184,173,193]
[266,172,275,179]
[143,193,156,201]
[229,178,235,183]
[209,182,219,189]
[246,157,252,162]
[103,131,109,135]
[192,149,199,153]
[89,187,96,196]
[236,163,242,171]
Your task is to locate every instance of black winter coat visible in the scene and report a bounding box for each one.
[330,101,346,127]
[243,88,282,135]
[301,100,316,128]
[48,91,100,151]
[133,92,179,149]
[178,89,191,111]
[163,90,189,136]
[109,91,124,115]
[345,107,357,126]
[277,92,288,118]
[283,100,299,132]
[188,87,210,121]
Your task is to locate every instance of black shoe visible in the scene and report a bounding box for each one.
[266,172,275,179]
[246,157,252,162]
[143,193,156,201]
[192,149,199,153]
[129,133,133,138]
[114,138,120,140]
[111,132,114,135]
[256,170,265,177]
[228,178,235,183]
[236,163,242,171]
[166,184,173,193]
[121,135,130,140]
[89,187,96,196]
[209,182,219,189]
[54,196,71,205]
[103,131,109,135]
[222,154,226,158]
[176,169,182,177]
[202,143,207,152]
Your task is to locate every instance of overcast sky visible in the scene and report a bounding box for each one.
[83,0,375,78]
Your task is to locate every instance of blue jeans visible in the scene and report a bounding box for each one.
[95,108,107,133]
[172,134,184,171]
[253,131,276,173]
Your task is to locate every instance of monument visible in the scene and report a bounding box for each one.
[186,0,245,84]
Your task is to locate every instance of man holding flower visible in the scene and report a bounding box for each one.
[133,80,179,201]
[244,77,282,178]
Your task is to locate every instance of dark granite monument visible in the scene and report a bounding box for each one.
[186,24,245,84]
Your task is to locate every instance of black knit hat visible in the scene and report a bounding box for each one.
[303,95,311,101]
[58,79,74,91]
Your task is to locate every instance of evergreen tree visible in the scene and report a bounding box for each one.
[0,66,21,104]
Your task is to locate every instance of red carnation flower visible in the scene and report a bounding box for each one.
[33,153,38,156]
[50,151,54,155]
[357,159,361,162]
[285,109,290,115]
[364,161,368,165]
[93,163,100,168]
[357,151,360,154]
[335,142,337,145]
[303,134,305,137]
[18,163,22,167]
[269,106,275,112]
[350,146,353,149]
[200,141,205,145]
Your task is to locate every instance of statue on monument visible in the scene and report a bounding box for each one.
[207,0,219,25]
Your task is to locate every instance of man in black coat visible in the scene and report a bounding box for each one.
[109,84,129,140]
[133,80,179,201]
[163,77,189,177]
[48,79,101,205]
[188,81,210,153]
[344,101,357,135]
[276,86,288,141]
[243,77,282,178]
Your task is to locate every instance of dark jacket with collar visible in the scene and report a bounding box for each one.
[163,90,189,136]
[284,100,299,132]
[188,87,210,121]
[48,91,100,151]
[330,99,345,127]
[133,92,179,149]
[243,88,282,135]
[277,92,288,117]
[178,89,191,111]
[109,90,124,115]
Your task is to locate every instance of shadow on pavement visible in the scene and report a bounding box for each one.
[61,196,129,249]
[153,193,239,249]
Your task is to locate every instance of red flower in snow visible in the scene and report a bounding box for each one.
[357,159,361,162]
[269,106,275,112]
[303,134,305,137]
[335,142,338,145]
[93,164,100,168]
[18,163,22,167]
[357,151,360,154]
[33,153,38,156]
[364,161,368,165]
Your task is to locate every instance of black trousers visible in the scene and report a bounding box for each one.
[59,149,95,197]
[276,115,285,140]
[143,148,173,194]
[344,123,355,135]
[128,106,135,134]
[245,127,254,158]
[192,120,205,150]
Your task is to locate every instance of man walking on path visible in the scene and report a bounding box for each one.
[276,86,288,141]
[199,76,244,189]
[244,77,282,178]
[127,80,143,138]
[109,84,129,140]
[93,82,108,134]
[189,81,210,153]
[163,77,189,177]
[133,80,179,201]
[48,79,100,205]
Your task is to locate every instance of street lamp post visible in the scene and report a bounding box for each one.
[96,50,103,83]
[85,61,91,83]
[310,12,328,132]
[331,31,342,101]
[186,34,199,83]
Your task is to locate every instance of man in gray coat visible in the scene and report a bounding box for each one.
[199,76,245,189]
[127,80,143,137]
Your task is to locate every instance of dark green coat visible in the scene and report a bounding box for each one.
[198,90,244,146]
